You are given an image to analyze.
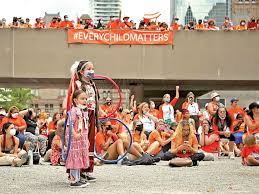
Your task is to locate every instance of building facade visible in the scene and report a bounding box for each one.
[232,0,259,25]
[184,5,196,25]
[30,88,130,115]
[205,2,227,26]
[89,0,122,25]
[170,0,231,25]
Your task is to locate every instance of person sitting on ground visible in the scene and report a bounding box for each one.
[207,92,222,119]
[244,102,259,142]
[158,86,180,125]
[169,120,205,167]
[0,122,28,167]
[132,121,149,152]
[211,106,235,159]
[180,109,196,132]
[0,107,7,134]
[149,100,159,118]
[182,92,201,129]
[134,102,158,138]
[227,97,245,123]
[241,135,259,166]
[231,114,247,153]
[47,112,61,149]
[95,121,144,164]
[49,119,66,166]
[199,119,218,161]
[117,109,133,137]
[146,119,173,157]
[1,106,27,149]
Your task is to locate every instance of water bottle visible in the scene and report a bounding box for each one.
[28,150,33,166]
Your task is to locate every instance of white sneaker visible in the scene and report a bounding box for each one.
[229,152,235,160]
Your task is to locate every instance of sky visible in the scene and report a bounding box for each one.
[0,0,170,23]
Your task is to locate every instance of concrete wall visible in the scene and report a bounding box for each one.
[0,29,259,81]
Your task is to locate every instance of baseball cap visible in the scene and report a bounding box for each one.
[230,97,239,103]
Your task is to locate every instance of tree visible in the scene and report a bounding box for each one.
[0,88,35,110]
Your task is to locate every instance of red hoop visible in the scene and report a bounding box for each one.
[94,74,123,120]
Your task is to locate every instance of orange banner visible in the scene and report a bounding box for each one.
[67,29,173,45]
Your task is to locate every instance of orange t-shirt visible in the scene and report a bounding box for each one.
[49,22,59,28]
[148,130,162,155]
[59,21,73,28]
[173,135,198,158]
[195,24,205,30]
[247,116,259,135]
[0,117,27,133]
[227,106,245,122]
[171,24,181,31]
[120,22,132,29]
[95,132,106,154]
[241,144,259,159]
[149,109,159,118]
[107,20,120,29]
[95,132,119,154]
[48,121,56,132]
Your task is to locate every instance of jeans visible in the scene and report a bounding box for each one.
[16,132,25,149]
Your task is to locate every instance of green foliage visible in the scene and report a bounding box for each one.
[0,88,35,110]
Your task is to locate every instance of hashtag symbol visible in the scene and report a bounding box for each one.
[74,32,79,40]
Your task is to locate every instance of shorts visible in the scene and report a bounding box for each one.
[233,132,244,144]
[219,133,235,142]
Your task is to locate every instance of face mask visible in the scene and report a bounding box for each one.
[241,22,245,26]
[84,70,95,79]
[11,113,19,119]
[215,96,220,102]
[65,18,68,21]
[106,125,112,131]
[77,104,87,110]
[143,111,148,115]
[10,128,16,136]
[159,126,166,131]
[163,97,170,103]
[135,124,143,132]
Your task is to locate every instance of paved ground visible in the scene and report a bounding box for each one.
[0,158,259,194]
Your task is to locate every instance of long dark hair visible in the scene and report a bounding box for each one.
[212,107,232,128]
[2,122,13,134]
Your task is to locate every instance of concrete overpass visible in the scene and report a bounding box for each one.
[0,29,259,101]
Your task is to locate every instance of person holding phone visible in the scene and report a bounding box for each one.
[169,120,204,167]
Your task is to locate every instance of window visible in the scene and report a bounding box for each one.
[252,0,256,3]
[45,104,49,112]
[50,104,54,113]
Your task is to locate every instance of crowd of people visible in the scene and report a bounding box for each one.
[0,60,259,187]
[0,15,259,31]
